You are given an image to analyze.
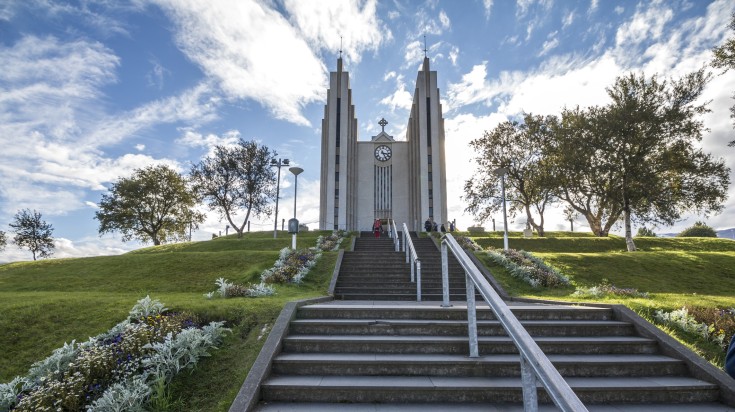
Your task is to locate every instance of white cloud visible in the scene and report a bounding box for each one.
[176,129,241,156]
[484,0,494,19]
[589,0,599,15]
[282,0,389,64]
[562,11,574,29]
[146,59,170,89]
[615,2,674,50]
[135,144,145,151]
[151,0,327,127]
[538,31,560,56]
[614,6,624,15]
[379,74,413,112]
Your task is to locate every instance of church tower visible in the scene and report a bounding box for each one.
[319,55,447,232]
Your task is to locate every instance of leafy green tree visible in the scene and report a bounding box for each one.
[636,226,657,237]
[190,139,277,237]
[464,113,557,236]
[678,221,717,237]
[711,12,735,144]
[96,164,204,246]
[549,71,729,251]
[601,70,728,251]
[9,209,54,260]
[548,106,624,237]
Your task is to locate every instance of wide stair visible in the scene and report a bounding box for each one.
[334,232,469,300]
[255,301,731,411]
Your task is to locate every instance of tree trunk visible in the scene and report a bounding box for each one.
[624,197,636,252]
[584,213,604,236]
[524,205,545,237]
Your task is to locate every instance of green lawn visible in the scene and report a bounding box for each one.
[468,232,735,367]
[0,230,340,410]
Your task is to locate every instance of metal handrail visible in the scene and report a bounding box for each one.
[401,222,422,301]
[440,233,587,412]
[388,219,399,252]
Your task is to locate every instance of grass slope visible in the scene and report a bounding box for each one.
[469,231,735,366]
[0,230,339,410]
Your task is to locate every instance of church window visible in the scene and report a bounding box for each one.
[335,171,339,181]
[428,154,432,164]
[336,98,341,147]
[428,171,432,181]
[426,97,432,147]
[335,154,339,164]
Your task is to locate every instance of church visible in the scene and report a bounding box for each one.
[318,55,448,232]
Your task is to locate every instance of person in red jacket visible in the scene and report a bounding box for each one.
[372,219,382,238]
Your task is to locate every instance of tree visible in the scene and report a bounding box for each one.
[636,226,657,237]
[464,113,557,236]
[600,70,728,251]
[9,209,54,260]
[548,106,624,237]
[711,12,735,144]
[96,164,205,246]
[190,139,277,237]
[0,230,6,251]
[548,71,729,250]
[563,205,578,232]
[678,221,717,237]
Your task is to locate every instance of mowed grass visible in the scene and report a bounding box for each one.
[0,230,340,410]
[467,231,735,366]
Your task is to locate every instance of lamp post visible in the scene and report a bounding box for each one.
[271,158,290,238]
[493,167,509,250]
[289,166,304,250]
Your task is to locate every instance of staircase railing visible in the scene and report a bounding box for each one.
[388,219,399,252]
[440,233,587,412]
[401,223,422,301]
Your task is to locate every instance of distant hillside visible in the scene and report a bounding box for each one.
[656,228,735,239]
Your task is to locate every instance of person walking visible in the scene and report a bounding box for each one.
[440,223,446,233]
[727,334,735,379]
[373,219,382,238]
[424,218,432,232]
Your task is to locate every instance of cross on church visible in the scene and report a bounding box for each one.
[378,118,388,132]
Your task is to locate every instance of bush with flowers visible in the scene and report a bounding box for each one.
[203,278,275,299]
[485,248,569,288]
[455,235,482,252]
[655,306,735,350]
[316,230,348,251]
[260,247,321,284]
[0,296,229,412]
[573,278,649,299]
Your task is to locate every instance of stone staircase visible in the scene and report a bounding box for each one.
[334,232,470,300]
[244,232,735,411]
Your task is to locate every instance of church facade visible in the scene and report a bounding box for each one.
[318,56,448,232]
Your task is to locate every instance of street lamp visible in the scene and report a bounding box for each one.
[493,167,509,250]
[289,166,304,250]
[271,158,290,238]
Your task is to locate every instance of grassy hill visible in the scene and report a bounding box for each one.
[0,230,339,411]
[3,229,734,409]
[469,231,735,366]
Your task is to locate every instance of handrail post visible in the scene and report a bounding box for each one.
[465,272,479,358]
[410,258,415,282]
[521,355,539,411]
[441,240,450,307]
[416,260,422,302]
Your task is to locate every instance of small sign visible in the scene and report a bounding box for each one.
[288,218,299,234]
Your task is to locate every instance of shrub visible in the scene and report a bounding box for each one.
[204,278,275,299]
[0,297,229,412]
[455,236,482,251]
[573,279,649,298]
[654,307,731,349]
[678,221,717,238]
[261,247,321,284]
[485,248,569,288]
[635,226,657,237]
[316,230,347,251]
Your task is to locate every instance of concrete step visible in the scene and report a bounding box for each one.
[282,335,658,355]
[255,401,735,411]
[288,319,635,337]
[296,304,614,321]
[271,353,687,377]
[260,375,718,404]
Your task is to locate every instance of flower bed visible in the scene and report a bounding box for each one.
[655,306,735,350]
[485,248,569,288]
[316,230,348,251]
[260,247,321,284]
[455,235,482,251]
[204,278,275,299]
[573,279,649,298]
[0,296,228,412]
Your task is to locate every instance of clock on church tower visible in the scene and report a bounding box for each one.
[374,145,391,161]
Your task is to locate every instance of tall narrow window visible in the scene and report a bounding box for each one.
[426,97,432,147]
[336,97,341,148]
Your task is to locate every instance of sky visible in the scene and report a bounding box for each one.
[1,0,735,262]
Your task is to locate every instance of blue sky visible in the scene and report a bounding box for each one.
[1,0,734,262]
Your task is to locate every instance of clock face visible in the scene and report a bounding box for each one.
[375,145,392,161]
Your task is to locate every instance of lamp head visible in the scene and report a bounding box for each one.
[289,166,304,176]
[283,159,290,165]
[493,167,509,177]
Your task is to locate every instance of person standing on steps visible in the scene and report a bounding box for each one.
[440,223,446,233]
[373,219,382,238]
[424,218,432,232]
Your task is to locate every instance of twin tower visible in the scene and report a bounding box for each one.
[318,56,448,232]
